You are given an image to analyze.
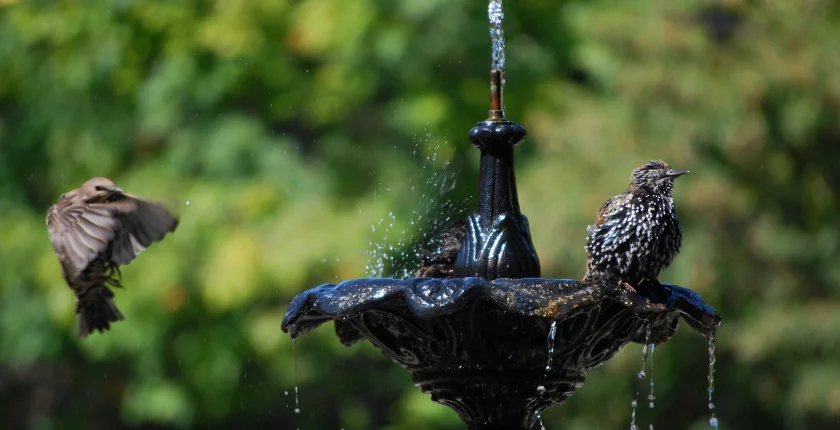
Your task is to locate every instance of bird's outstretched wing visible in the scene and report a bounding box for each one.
[47,204,121,279]
[47,194,178,276]
[102,195,179,266]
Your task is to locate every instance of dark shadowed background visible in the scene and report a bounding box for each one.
[1,0,839,429]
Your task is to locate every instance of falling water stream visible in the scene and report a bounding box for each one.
[293,339,301,414]
[545,320,558,371]
[708,333,718,428]
[648,343,656,411]
[534,385,547,429]
[535,412,547,430]
[630,330,652,430]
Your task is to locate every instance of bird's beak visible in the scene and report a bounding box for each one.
[666,170,689,178]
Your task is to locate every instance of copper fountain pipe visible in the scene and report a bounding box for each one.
[488,69,506,121]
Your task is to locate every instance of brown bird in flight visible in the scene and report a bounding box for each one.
[46,177,178,338]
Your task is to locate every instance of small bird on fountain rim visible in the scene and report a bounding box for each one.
[46,177,178,338]
[582,160,688,298]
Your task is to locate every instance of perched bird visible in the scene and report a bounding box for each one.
[583,160,688,295]
[414,220,467,279]
[46,177,178,338]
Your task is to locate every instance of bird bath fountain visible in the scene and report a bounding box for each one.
[282,2,721,429]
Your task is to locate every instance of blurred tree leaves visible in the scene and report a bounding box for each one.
[1,0,839,429]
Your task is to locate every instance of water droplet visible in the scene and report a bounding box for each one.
[537,385,546,395]
[535,411,546,430]
[709,416,719,429]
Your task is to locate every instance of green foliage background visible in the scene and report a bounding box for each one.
[1,0,839,429]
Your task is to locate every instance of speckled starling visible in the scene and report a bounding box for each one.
[414,220,466,279]
[47,177,179,338]
[583,160,688,294]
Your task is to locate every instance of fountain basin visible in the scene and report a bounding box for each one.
[282,277,720,429]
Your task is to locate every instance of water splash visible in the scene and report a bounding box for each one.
[364,138,467,279]
[488,0,506,72]
[545,320,558,371]
[293,339,300,414]
[708,333,718,428]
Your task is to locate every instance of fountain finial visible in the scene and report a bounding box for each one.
[452,64,538,278]
[452,84,538,278]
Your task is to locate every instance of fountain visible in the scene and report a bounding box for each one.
[281,2,720,428]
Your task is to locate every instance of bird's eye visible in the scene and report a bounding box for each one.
[59,194,65,200]
[95,185,105,191]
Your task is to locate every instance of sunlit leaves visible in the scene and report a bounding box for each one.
[1,0,839,428]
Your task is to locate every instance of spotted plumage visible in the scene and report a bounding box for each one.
[47,177,178,338]
[583,160,688,294]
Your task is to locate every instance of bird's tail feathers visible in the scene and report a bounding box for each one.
[76,285,124,338]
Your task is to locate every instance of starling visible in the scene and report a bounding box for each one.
[414,220,467,279]
[583,160,688,295]
[46,177,179,338]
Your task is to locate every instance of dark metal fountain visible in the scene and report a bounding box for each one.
[282,3,720,429]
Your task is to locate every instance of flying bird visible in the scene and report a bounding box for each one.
[583,160,688,296]
[46,177,178,338]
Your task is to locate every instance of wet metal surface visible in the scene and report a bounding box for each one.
[281,277,720,428]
